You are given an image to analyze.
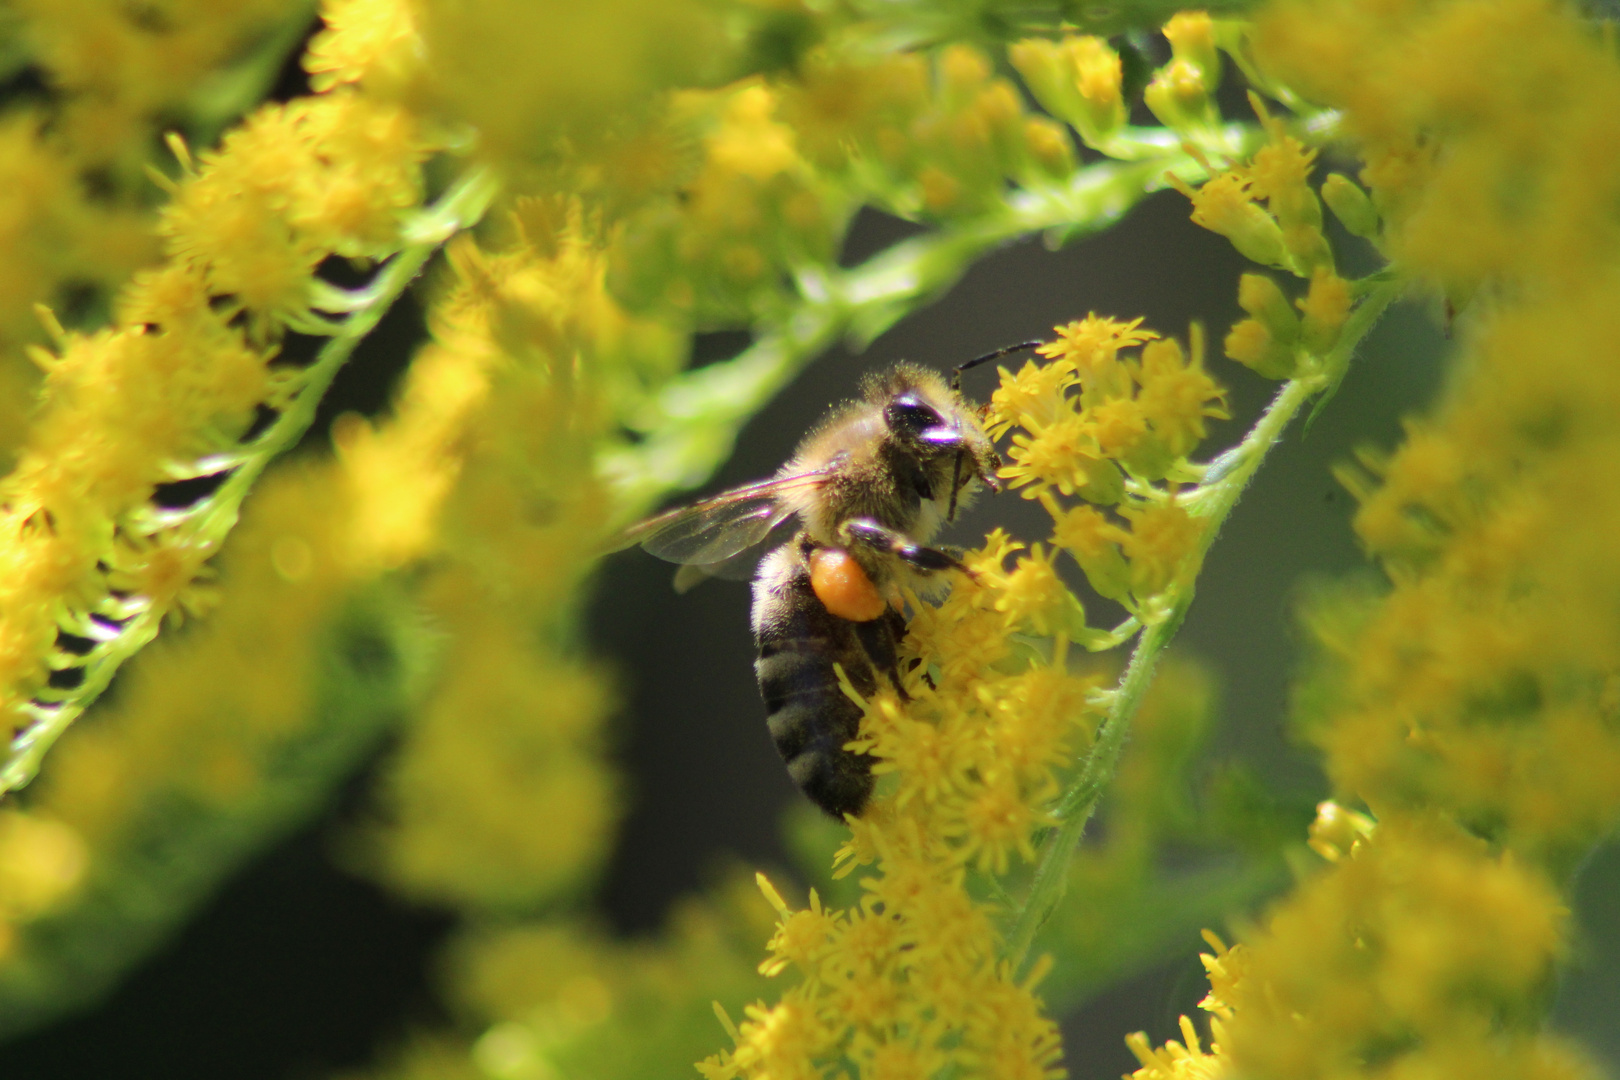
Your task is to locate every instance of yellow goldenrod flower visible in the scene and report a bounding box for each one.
[1048,501,1132,602]
[995,544,1077,637]
[1169,171,1288,269]
[305,0,421,94]
[1039,313,1157,392]
[1145,59,1217,135]
[1296,267,1350,353]
[1163,13,1221,93]
[1134,334,1229,461]
[1119,503,1202,600]
[1125,1015,1224,1080]
[985,357,1074,439]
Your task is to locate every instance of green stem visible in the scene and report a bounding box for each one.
[1000,278,1402,971]
[0,168,498,794]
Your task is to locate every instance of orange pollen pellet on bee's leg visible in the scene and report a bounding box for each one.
[809,547,888,622]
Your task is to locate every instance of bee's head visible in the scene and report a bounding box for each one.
[867,364,1002,512]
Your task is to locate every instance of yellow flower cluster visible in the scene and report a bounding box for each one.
[1009,34,1127,152]
[1130,2,1620,1078]
[356,204,680,909]
[1167,85,1358,383]
[992,315,1226,617]
[700,605,1092,1080]
[610,82,842,322]
[0,3,317,476]
[1012,15,1237,164]
[784,44,1073,217]
[1144,14,1224,137]
[1259,0,1620,867]
[12,0,297,162]
[702,314,1234,1080]
[0,83,432,766]
[0,112,156,365]
[1254,0,1619,301]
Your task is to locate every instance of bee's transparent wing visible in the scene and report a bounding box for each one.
[670,513,802,593]
[610,470,825,568]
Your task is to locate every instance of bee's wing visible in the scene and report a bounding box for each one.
[670,513,802,593]
[610,470,826,567]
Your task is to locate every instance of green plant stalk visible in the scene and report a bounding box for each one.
[0,167,498,794]
[602,124,1272,515]
[1002,276,1403,972]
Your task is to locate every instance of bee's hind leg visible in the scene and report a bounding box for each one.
[853,609,912,703]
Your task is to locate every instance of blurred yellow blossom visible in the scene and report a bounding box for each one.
[1009,35,1125,150]
[1129,5,1620,1080]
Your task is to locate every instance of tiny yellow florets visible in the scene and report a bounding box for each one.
[1037,313,1157,389]
[995,544,1072,637]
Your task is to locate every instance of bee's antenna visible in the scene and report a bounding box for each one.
[945,340,1040,521]
[950,340,1044,393]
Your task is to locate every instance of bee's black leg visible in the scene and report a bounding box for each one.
[841,517,969,576]
[853,609,911,702]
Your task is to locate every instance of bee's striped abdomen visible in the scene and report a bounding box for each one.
[752,545,876,817]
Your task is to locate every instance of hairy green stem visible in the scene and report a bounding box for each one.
[1001,277,1403,971]
[0,168,498,794]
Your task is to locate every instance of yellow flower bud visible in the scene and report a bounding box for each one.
[1237,273,1299,341]
[1174,173,1289,268]
[1224,318,1297,380]
[1144,59,1216,134]
[1067,35,1126,142]
[940,44,991,103]
[1078,456,1126,505]
[1282,221,1333,274]
[1050,503,1133,601]
[1298,267,1351,353]
[1120,502,1202,597]
[1321,172,1380,238]
[1306,800,1376,862]
[1163,12,1220,91]
[1022,116,1075,179]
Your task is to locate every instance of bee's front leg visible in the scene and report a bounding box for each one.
[840,517,970,576]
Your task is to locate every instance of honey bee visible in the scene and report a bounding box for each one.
[616,343,1039,817]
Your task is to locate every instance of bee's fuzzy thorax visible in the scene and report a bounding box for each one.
[859,362,961,409]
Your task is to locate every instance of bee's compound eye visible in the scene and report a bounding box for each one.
[884,394,942,437]
[809,547,888,622]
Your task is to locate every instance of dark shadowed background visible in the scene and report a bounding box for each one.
[4,179,1619,1080]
